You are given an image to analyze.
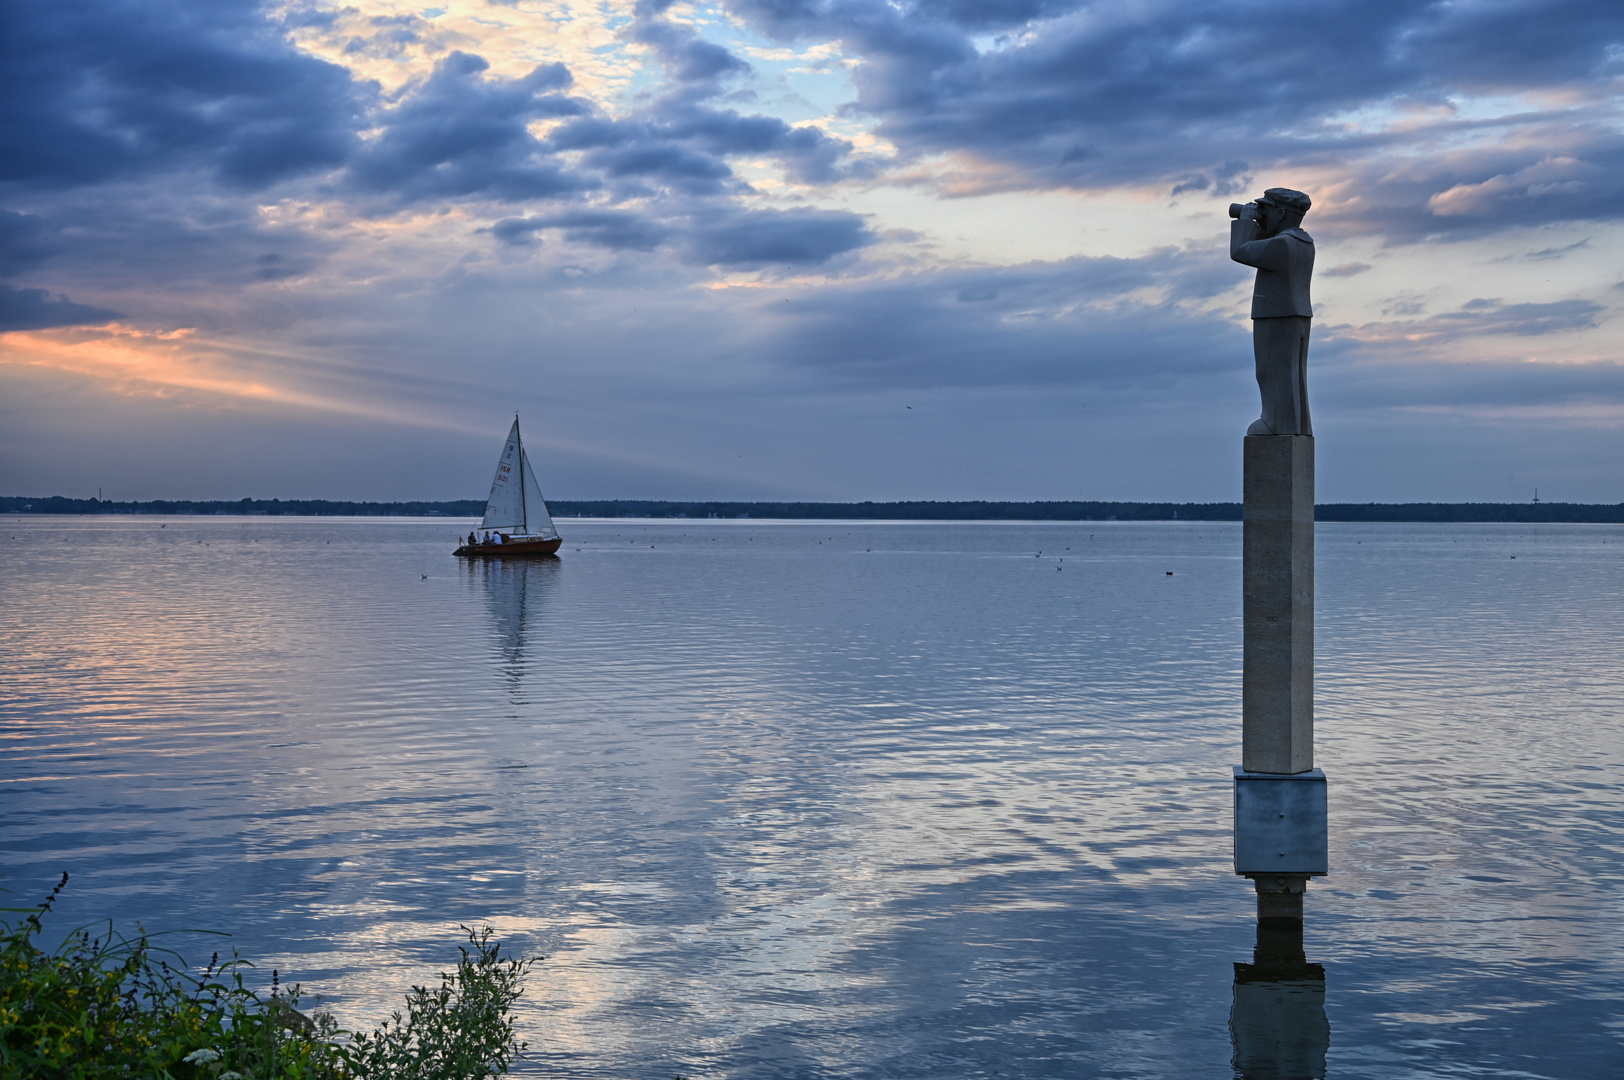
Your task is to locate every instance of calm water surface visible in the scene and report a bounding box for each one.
[3,516,1622,1078]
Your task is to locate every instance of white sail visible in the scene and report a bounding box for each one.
[519,447,558,538]
[480,418,525,529]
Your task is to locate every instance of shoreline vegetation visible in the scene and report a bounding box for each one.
[1,874,535,1079]
[5,496,1624,524]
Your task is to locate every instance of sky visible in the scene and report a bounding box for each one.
[2,0,1623,504]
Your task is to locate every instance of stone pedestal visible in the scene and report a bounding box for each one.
[1236,435,1325,918]
[1233,768,1327,876]
[1243,435,1314,774]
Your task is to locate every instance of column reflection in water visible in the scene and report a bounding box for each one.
[1230,921,1329,1080]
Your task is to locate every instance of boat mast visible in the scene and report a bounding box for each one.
[515,412,527,536]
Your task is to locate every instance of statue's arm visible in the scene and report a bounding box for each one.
[1229,217,1258,262]
[1231,228,1287,272]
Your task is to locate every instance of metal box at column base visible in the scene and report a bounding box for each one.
[1234,767,1328,876]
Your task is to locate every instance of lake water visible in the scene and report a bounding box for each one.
[3,515,1622,1078]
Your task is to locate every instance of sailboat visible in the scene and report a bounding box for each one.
[454,416,563,558]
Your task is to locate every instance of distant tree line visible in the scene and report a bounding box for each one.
[548,499,1624,523]
[0,496,485,517]
[551,499,1245,521]
[6,495,1623,523]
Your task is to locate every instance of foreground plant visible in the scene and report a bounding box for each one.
[0,873,537,1079]
[344,926,532,1080]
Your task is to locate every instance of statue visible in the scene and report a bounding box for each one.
[1230,188,1314,436]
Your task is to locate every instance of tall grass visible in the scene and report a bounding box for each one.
[0,873,536,1079]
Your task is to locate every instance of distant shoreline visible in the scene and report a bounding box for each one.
[5,496,1623,523]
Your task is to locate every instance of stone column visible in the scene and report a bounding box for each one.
[1243,435,1314,774]
[1235,434,1326,924]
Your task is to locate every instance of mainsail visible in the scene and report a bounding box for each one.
[480,418,525,529]
[480,416,559,537]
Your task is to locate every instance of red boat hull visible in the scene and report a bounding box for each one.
[455,536,562,558]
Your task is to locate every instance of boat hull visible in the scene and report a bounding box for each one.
[455,536,562,558]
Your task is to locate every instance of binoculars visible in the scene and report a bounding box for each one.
[1229,202,1260,220]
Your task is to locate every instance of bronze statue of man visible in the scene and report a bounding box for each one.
[1230,188,1314,435]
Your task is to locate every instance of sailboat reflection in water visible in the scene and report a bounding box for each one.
[469,556,560,686]
[456,415,563,558]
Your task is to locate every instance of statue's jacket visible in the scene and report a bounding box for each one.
[1231,220,1314,318]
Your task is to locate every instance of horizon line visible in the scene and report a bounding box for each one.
[6,494,1622,525]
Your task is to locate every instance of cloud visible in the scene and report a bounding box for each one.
[1332,297,1606,348]
[1523,239,1591,261]
[2,0,871,281]
[544,105,860,196]
[723,0,1624,232]
[1,0,362,190]
[628,0,753,87]
[1321,354,1624,416]
[681,207,874,265]
[0,286,120,331]
[751,251,1245,390]
[0,211,56,277]
[342,39,859,213]
[1425,153,1616,219]
[7,0,1624,507]
[491,205,873,264]
[492,210,673,251]
[658,109,858,185]
[1308,131,1624,240]
[348,51,591,202]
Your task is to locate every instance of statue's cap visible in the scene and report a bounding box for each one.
[1261,187,1311,213]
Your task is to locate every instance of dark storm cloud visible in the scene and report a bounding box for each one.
[0,285,119,330]
[0,0,361,190]
[724,0,1624,231]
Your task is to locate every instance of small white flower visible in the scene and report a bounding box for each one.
[219,1072,244,1080]
[182,1049,221,1065]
